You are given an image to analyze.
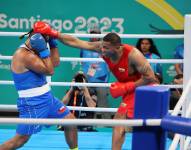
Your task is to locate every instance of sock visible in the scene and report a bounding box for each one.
[70,147,78,150]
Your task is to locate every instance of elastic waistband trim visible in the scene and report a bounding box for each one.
[18,83,50,98]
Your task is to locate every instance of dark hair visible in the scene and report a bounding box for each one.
[90,30,101,34]
[174,74,183,80]
[103,32,121,45]
[74,72,87,83]
[136,38,161,58]
[19,29,33,39]
[73,72,87,91]
[155,73,163,84]
[90,31,101,34]
[89,28,101,41]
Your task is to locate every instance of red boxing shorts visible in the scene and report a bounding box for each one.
[117,92,135,118]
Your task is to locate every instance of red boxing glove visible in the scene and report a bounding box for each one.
[33,21,59,38]
[110,82,135,98]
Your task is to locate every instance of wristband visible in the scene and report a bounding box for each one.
[49,38,58,48]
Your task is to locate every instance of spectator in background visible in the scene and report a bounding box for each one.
[58,71,97,131]
[170,74,183,110]
[155,73,163,84]
[168,73,183,139]
[80,25,110,119]
[136,38,163,82]
[174,43,184,75]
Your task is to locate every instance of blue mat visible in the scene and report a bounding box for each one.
[0,129,177,150]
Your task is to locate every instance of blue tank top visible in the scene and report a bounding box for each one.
[12,70,47,91]
[80,49,110,83]
[12,44,47,91]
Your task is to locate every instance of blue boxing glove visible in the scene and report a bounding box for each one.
[48,37,58,48]
[30,33,50,58]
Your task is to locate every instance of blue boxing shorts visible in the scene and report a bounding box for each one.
[16,91,70,135]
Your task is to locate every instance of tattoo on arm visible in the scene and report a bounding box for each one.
[138,63,157,84]
[130,48,157,84]
[130,49,151,74]
[139,62,152,74]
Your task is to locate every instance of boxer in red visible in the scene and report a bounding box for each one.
[33,21,158,150]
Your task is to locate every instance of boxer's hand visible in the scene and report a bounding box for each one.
[110,82,135,98]
[33,21,59,38]
[30,33,50,58]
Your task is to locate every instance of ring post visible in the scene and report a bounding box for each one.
[132,86,170,150]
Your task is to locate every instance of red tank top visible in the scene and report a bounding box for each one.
[102,44,141,82]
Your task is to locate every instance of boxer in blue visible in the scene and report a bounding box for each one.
[0,33,78,150]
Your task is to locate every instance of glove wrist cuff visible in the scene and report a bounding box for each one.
[49,39,58,48]
[39,48,50,58]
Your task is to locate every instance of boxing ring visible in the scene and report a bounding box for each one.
[0,14,191,150]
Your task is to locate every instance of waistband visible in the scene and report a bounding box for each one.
[18,83,50,98]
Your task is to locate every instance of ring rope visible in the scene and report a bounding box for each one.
[0,118,161,127]
[0,105,117,112]
[0,32,184,39]
[0,55,183,64]
[0,104,174,113]
[0,80,183,89]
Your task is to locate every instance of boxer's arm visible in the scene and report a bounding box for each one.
[62,89,73,105]
[23,51,54,75]
[83,87,97,107]
[175,63,183,75]
[57,33,102,53]
[50,47,60,67]
[50,45,60,67]
[129,48,157,87]
[49,38,60,67]
[33,21,102,53]
[25,34,54,75]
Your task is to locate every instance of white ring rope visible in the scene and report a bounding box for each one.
[0,105,117,112]
[0,32,184,39]
[0,80,183,89]
[0,81,110,87]
[0,55,183,64]
[0,104,174,114]
[0,118,161,127]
